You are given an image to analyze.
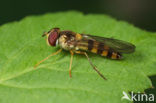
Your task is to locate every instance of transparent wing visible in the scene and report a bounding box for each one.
[81,34,136,53]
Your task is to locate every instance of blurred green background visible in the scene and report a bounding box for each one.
[0,0,156,102]
[0,0,156,32]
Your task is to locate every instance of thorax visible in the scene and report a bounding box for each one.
[58,34,76,51]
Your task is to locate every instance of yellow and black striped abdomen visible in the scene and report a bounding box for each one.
[87,40,122,59]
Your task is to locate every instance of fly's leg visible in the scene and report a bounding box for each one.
[74,51,107,80]
[34,49,62,68]
[69,50,74,78]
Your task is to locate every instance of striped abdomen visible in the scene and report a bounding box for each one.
[87,40,122,59]
[74,33,122,59]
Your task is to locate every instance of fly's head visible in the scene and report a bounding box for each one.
[42,28,60,46]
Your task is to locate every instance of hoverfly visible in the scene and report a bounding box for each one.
[34,27,135,80]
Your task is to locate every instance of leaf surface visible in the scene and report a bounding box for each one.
[0,11,156,103]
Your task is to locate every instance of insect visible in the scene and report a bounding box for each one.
[34,27,135,80]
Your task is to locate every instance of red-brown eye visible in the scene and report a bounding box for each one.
[48,31,59,46]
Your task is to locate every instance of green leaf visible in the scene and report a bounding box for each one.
[0,11,156,103]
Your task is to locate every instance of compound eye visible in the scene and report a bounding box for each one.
[48,31,59,46]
